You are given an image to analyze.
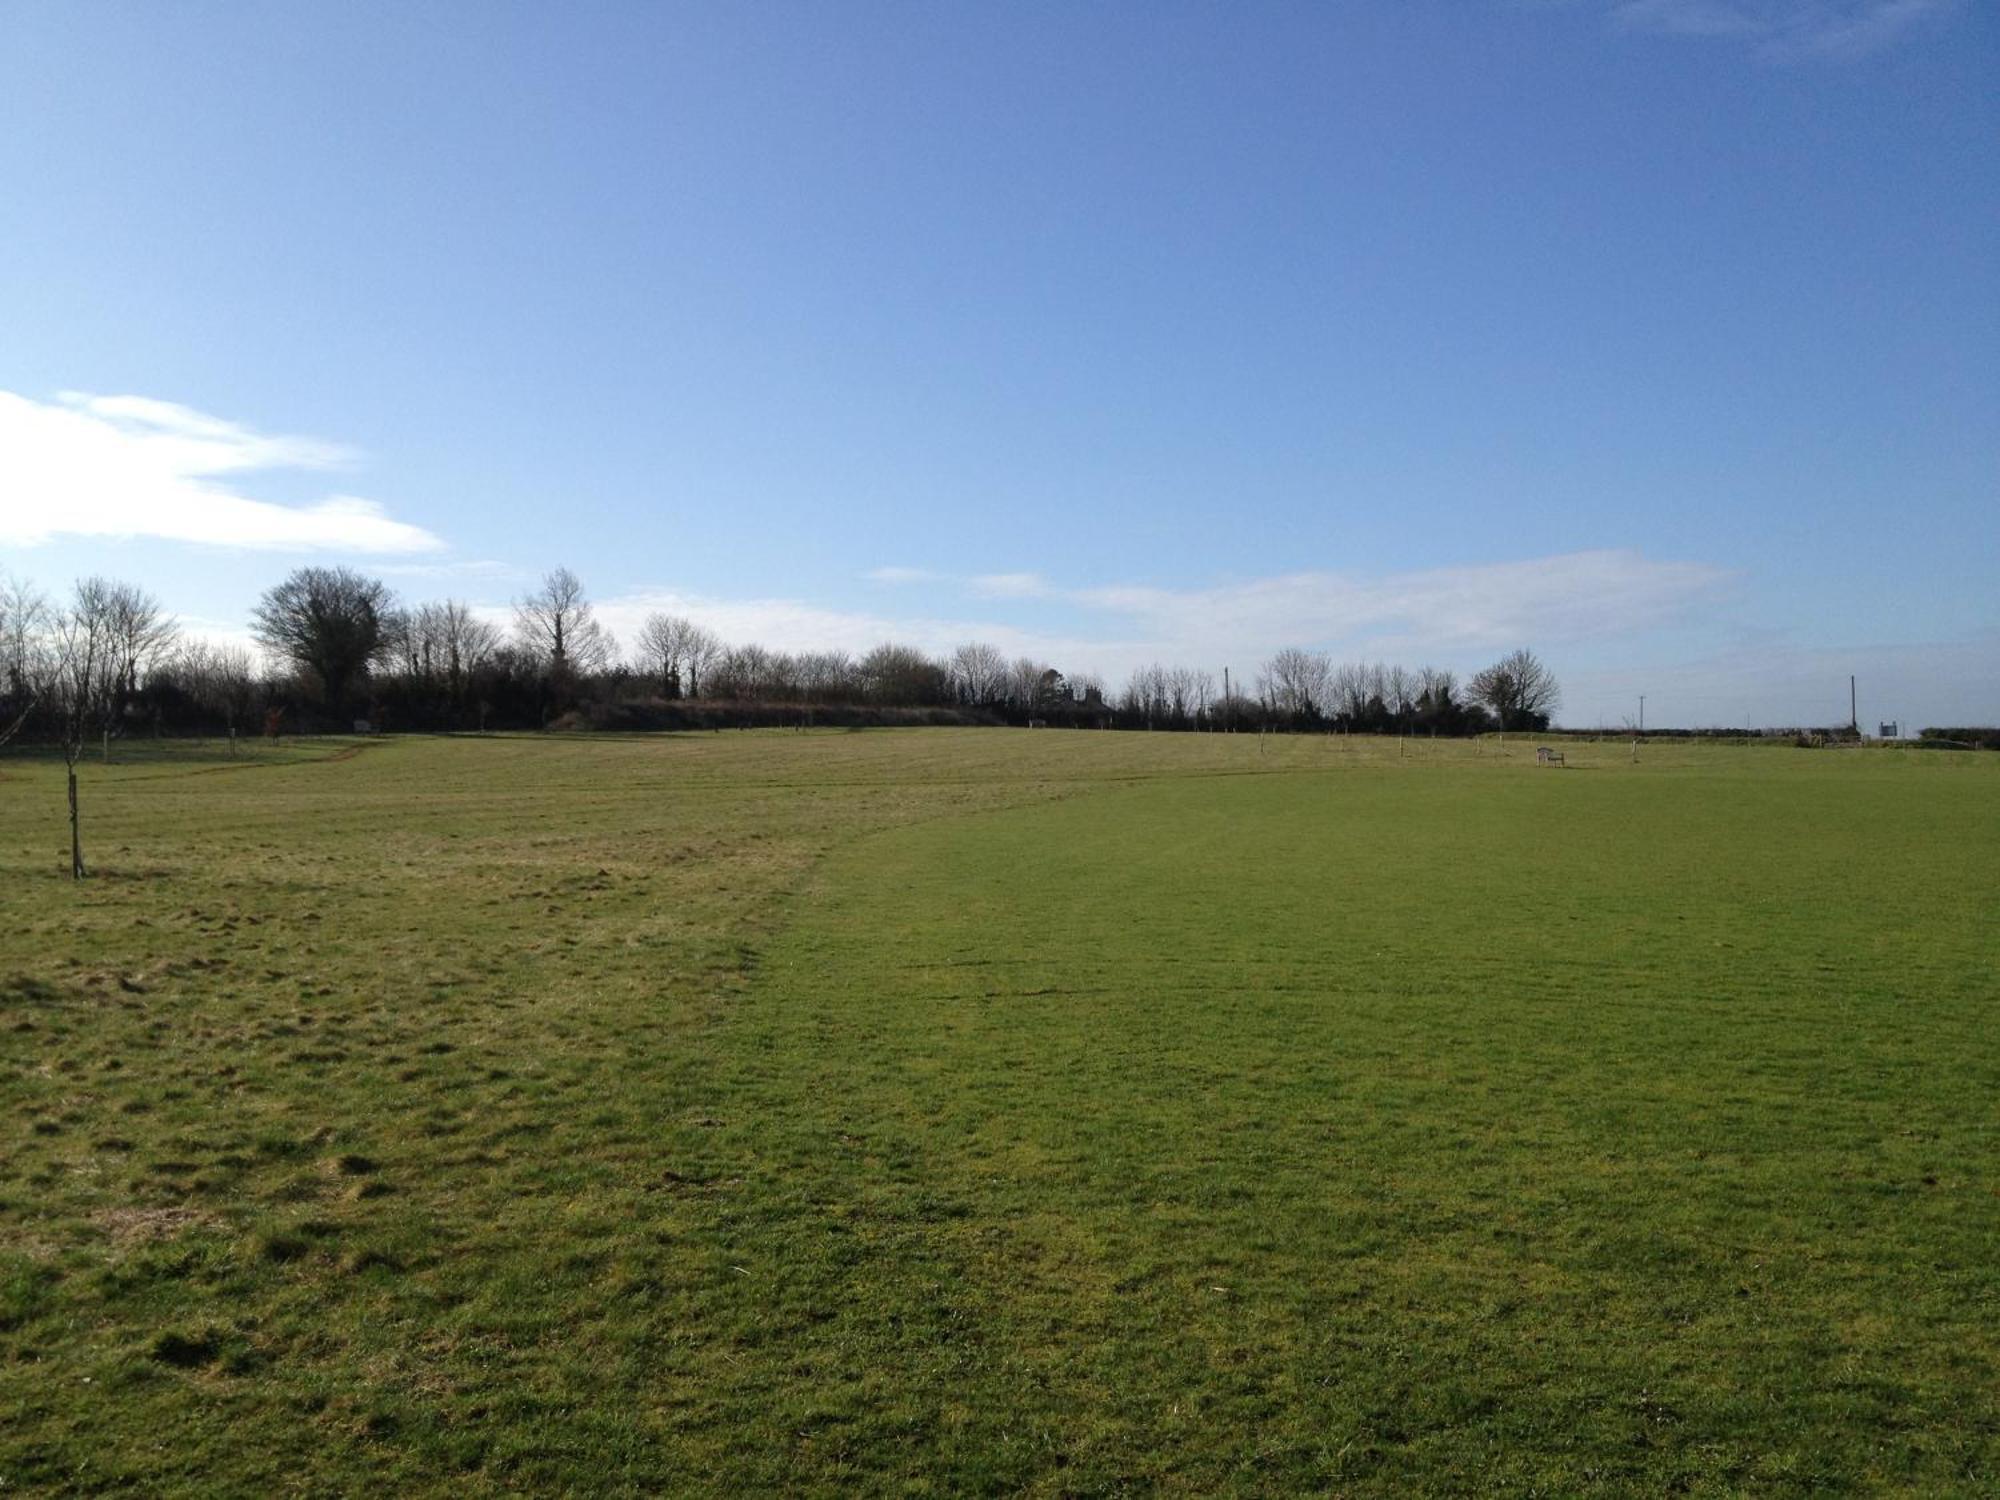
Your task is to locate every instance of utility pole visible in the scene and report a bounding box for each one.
[1222,667,1231,732]
[1850,675,1858,737]
[1639,695,1645,733]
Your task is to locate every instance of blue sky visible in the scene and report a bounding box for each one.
[2,0,1994,727]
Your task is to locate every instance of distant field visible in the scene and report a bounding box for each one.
[2,730,1995,1494]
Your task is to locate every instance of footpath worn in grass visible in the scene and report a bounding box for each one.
[1,731,1995,1493]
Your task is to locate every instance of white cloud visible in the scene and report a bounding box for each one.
[1607,0,1956,57]
[0,389,444,553]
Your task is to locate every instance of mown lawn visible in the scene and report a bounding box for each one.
[2,730,1995,1493]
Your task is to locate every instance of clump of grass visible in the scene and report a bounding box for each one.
[338,1247,402,1275]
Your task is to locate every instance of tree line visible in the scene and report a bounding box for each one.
[6,564,1561,737]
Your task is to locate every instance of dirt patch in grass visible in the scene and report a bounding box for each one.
[95,1204,216,1244]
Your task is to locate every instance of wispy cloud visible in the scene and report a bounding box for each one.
[0,390,444,553]
[1605,0,1957,58]
[865,548,1728,663]
[375,558,525,581]
[969,572,1049,599]
[1615,0,1765,37]
[614,548,1727,686]
[868,566,1055,598]
[1091,550,1729,653]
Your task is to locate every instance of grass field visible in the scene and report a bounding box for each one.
[2,730,1995,1494]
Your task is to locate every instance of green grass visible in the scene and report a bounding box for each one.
[1,730,1995,1493]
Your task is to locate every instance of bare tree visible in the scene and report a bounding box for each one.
[514,567,613,681]
[432,601,499,702]
[0,575,48,748]
[682,623,721,699]
[1260,648,1333,721]
[712,642,776,700]
[1161,666,1214,726]
[634,612,681,696]
[381,607,420,681]
[859,643,944,706]
[1196,669,1217,721]
[1006,657,1051,711]
[950,642,1009,706]
[1125,663,1170,725]
[634,612,720,698]
[251,567,395,716]
[1470,648,1561,731]
[1329,661,1375,726]
[87,579,176,755]
[169,639,258,743]
[378,601,497,729]
[794,650,854,703]
[1382,664,1416,730]
[765,652,804,701]
[47,584,117,878]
